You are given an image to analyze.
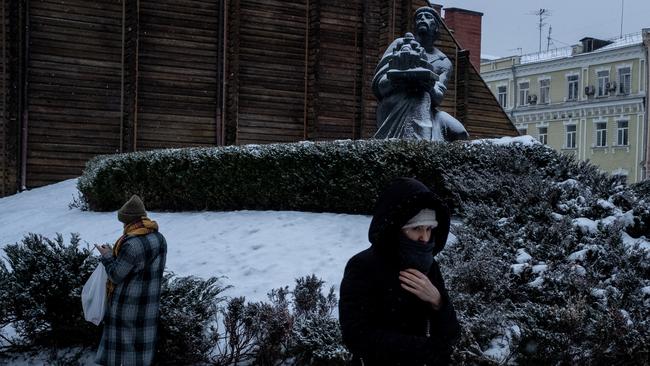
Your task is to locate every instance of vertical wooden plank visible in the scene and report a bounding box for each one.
[25,0,124,187]
[0,0,8,196]
[1,0,19,196]
[225,0,240,145]
[135,0,220,149]
[303,0,309,140]
[305,0,320,140]
[1,0,6,195]
[19,0,28,190]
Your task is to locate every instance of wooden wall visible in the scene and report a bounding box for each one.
[25,0,124,187]
[0,0,12,196]
[2,0,517,196]
[227,0,308,144]
[135,0,221,149]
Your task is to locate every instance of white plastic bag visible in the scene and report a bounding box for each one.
[81,263,108,325]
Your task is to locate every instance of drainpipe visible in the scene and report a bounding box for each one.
[641,28,650,180]
[2,0,6,196]
[510,59,518,128]
[220,0,228,146]
[19,0,29,191]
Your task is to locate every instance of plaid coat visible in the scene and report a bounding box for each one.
[95,231,167,366]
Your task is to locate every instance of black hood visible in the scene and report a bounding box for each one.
[368,177,450,257]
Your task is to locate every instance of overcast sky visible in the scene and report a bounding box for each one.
[437,0,650,58]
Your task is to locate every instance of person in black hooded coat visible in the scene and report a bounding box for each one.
[339,177,460,365]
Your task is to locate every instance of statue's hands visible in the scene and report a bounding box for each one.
[429,82,445,105]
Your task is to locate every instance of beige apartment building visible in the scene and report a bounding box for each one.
[481,30,650,183]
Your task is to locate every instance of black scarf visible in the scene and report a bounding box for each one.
[397,234,435,273]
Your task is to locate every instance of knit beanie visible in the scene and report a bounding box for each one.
[402,208,438,229]
[117,194,146,224]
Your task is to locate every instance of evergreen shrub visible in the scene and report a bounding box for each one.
[77,139,607,214]
[0,235,347,365]
[0,234,100,349]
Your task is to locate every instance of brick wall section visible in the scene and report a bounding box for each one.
[443,7,483,70]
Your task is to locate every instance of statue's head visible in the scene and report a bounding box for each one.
[414,7,440,41]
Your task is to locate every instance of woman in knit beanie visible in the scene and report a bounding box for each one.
[94,194,167,366]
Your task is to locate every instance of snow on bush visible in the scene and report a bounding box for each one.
[4,139,650,364]
[440,153,650,364]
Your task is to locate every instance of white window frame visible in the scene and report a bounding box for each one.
[597,70,610,97]
[497,84,508,108]
[565,124,577,149]
[538,126,548,144]
[616,119,629,146]
[539,77,551,104]
[595,121,608,147]
[617,65,631,95]
[566,74,579,101]
[519,81,530,106]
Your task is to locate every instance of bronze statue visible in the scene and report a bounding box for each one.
[372,6,469,142]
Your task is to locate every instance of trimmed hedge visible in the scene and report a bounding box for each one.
[78,139,611,214]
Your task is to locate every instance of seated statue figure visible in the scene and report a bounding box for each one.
[372,6,469,142]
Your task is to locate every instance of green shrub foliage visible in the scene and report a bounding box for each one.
[441,172,650,364]
[6,139,650,364]
[0,234,100,349]
[78,139,609,214]
[0,236,347,365]
[156,274,230,365]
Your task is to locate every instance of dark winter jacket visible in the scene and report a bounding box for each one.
[339,178,460,365]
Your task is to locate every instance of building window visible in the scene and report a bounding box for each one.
[566,125,576,148]
[618,67,631,94]
[617,120,629,146]
[519,82,529,106]
[517,127,527,135]
[539,79,550,104]
[597,70,609,96]
[595,122,607,147]
[497,85,507,108]
[538,127,548,144]
[567,75,579,100]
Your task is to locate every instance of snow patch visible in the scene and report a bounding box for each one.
[619,309,633,326]
[642,286,650,296]
[516,248,532,264]
[511,263,529,275]
[528,276,544,288]
[596,199,615,211]
[483,325,521,363]
[621,232,650,253]
[572,218,598,234]
[531,264,548,274]
[571,264,587,276]
[471,135,540,146]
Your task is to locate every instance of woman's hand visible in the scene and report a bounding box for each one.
[94,243,112,257]
[399,268,442,310]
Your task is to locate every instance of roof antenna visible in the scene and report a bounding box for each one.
[529,9,551,52]
[619,0,624,38]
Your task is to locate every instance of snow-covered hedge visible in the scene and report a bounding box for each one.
[79,138,609,214]
[443,169,650,364]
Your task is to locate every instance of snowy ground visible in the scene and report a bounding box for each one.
[0,179,373,304]
[0,179,378,364]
